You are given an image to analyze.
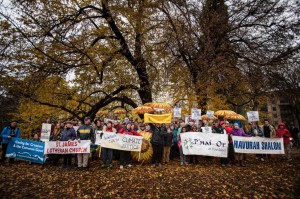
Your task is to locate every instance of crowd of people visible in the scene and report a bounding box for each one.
[0,117,299,169]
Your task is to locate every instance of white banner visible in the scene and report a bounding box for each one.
[173,107,182,118]
[201,127,212,133]
[96,132,143,152]
[44,140,91,154]
[232,136,284,154]
[247,111,259,122]
[41,123,52,142]
[191,108,201,120]
[95,131,102,145]
[180,132,228,157]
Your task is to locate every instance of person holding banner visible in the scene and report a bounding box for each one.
[1,121,21,163]
[60,121,76,168]
[232,123,251,167]
[276,122,292,161]
[213,121,229,166]
[248,122,264,161]
[118,122,142,169]
[101,121,116,169]
[77,117,94,169]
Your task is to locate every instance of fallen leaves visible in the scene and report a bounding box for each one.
[0,151,299,198]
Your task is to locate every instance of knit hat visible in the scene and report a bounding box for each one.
[233,123,239,126]
[220,121,225,125]
[107,121,113,125]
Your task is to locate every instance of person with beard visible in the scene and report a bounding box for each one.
[1,121,21,163]
[77,117,94,169]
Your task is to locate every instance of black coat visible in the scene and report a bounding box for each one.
[150,124,166,146]
[163,133,173,146]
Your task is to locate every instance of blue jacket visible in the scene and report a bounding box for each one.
[60,128,76,141]
[173,129,178,143]
[1,126,21,144]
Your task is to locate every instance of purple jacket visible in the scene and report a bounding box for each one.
[231,128,251,137]
[60,128,76,141]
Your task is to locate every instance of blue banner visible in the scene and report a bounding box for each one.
[6,138,45,164]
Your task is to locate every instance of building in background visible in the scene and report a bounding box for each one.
[267,94,299,128]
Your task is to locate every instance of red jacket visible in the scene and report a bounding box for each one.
[225,126,233,143]
[276,123,291,144]
[118,128,142,136]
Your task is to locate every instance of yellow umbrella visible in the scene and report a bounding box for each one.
[132,106,155,114]
[96,110,109,115]
[144,102,172,110]
[113,108,127,114]
[225,114,247,121]
[201,114,217,120]
[215,110,237,116]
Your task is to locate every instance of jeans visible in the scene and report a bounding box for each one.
[179,146,186,163]
[101,147,113,165]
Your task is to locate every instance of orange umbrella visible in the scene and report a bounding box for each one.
[113,108,126,114]
[215,110,237,116]
[225,114,247,121]
[201,114,217,120]
[144,102,172,110]
[96,110,109,115]
[132,106,155,114]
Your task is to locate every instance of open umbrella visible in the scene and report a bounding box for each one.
[215,110,237,116]
[225,114,247,121]
[132,106,155,114]
[96,110,109,115]
[201,114,217,120]
[144,102,172,110]
[113,108,127,114]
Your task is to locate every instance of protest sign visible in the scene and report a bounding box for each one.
[191,108,201,120]
[173,107,182,118]
[41,123,52,142]
[97,132,143,152]
[73,126,80,132]
[201,126,212,133]
[247,111,259,122]
[185,115,195,125]
[95,131,102,145]
[44,140,90,154]
[206,110,215,119]
[144,113,172,124]
[6,138,45,164]
[180,132,228,157]
[232,136,284,154]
